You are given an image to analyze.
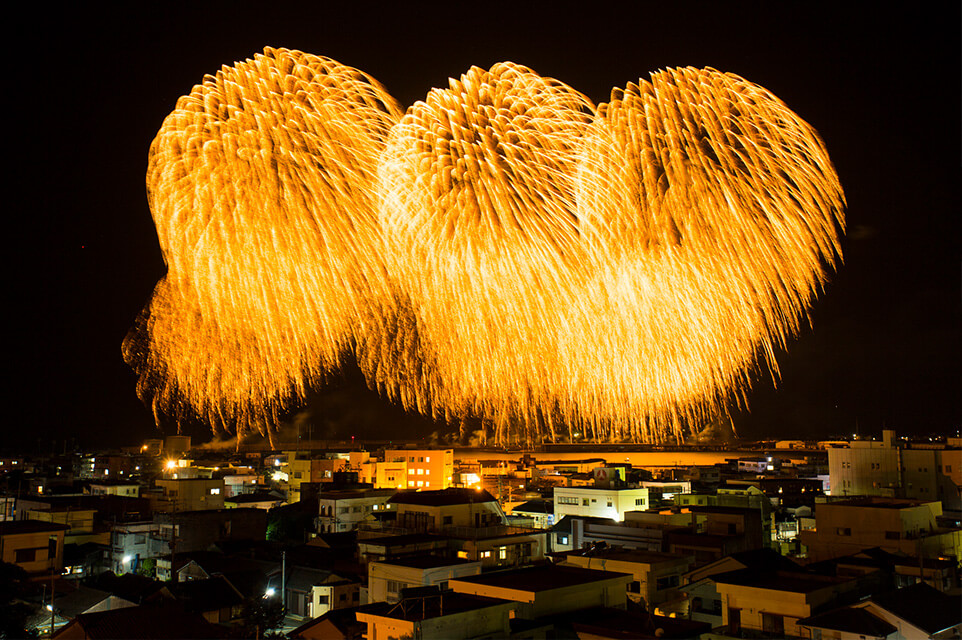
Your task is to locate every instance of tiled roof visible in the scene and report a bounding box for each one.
[52,604,227,639]
[798,607,897,636]
[869,583,962,634]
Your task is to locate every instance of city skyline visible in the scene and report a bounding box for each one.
[9,3,960,450]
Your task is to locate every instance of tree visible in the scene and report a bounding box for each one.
[0,562,38,639]
[233,597,285,639]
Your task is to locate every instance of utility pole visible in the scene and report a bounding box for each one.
[281,550,286,612]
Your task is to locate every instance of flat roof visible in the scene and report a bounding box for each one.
[390,488,498,506]
[0,520,71,534]
[566,548,687,564]
[366,593,509,622]
[375,555,477,570]
[712,569,848,594]
[356,533,446,547]
[452,564,631,592]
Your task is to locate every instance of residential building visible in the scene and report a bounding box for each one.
[559,547,694,608]
[109,521,158,574]
[152,508,267,572]
[355,589,517,640]
[88,480,141,498]
[828,429,962,512]
[152,478,225,512]
[0,520,68,574]
[390,488,505,531]
[383,449,454,490]
[267,566,360,620]
[712,568,859,637]
[509,498,554,529]
[798,497,962,562]
[449,564,633,618]
[553,485,649,522]
[317,488,397,533]
[368,556,481,603]
[224,491,286,511]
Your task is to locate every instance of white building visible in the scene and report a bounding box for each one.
[316,488,397,533]
[554,486,649,522]
[368,556,481,603]
[829,430,961,511]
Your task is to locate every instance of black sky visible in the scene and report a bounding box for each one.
[10,2,960,450]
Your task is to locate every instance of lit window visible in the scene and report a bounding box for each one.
[481,551,491,558]
[408,481,415,487]
[417,469,424,475]
[425,469,430,475]
[425,457,431,463]
[210,488,220,495]
[498,547,507,560]
[417,481,423,487]
[425,482,430,487]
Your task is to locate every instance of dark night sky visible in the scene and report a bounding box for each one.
[9,2,960,450]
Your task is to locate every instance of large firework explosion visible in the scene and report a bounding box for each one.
[124,47,844,446]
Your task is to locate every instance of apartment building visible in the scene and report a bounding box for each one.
[383,449,454,491]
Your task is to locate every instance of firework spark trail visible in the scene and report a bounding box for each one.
[127,52,844,446]
[124,48,402,442]
[569,69,844,443]
[376,63,595,444]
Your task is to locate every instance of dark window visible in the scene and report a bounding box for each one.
[628,580,641,593]
[15,548,36,563]
[885,531,900,540]
[762,612,784,636]
[655,575,679,590]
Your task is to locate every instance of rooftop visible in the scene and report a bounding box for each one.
[375,554,477,570]
[712,569,849,594]
[798,607,897,636]
[389,488,498,506]
[869,583,962,634]
[452,564,631,593]
[0,520,71,534]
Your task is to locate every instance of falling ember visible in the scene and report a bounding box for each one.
[126,51,844,446]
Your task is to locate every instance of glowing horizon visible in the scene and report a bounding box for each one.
[124,47,844,447]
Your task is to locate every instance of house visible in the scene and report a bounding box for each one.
[389,488,505,531]
[509,498,554,529]
[368,555,481,603]
[224,490,286,510]
[88,480,141,498]
[796,607,899,640]
[173,574,245,624]
[711,568,859,637]
[680,548,803,627]
[356,533,448,570]
[449,564,633,619]
[317,488,397,533]
[51,603,226,639]
[558,546,693,609]
[0,520,68,574]
[289,607,366,640]
[354,588,516,640]
[850,582,962,639]
[268,566,361,620]
[108,520,158,574]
